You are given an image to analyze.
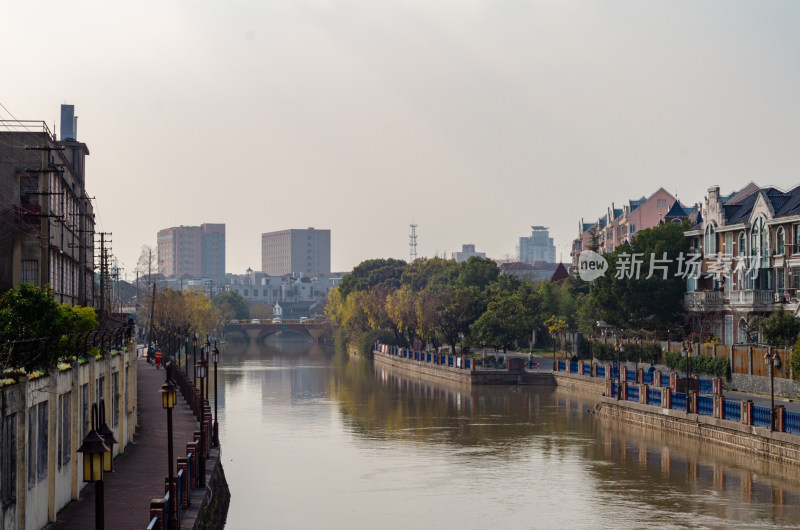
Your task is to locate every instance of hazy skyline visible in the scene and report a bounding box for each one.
[3,1,800,278]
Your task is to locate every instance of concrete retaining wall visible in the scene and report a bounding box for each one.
[731,373,800,399]
[596,397,800,466]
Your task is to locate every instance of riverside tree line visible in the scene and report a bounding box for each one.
[324,221,800,376]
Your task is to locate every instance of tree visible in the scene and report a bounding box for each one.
[434,286,484,353]
[0,284,99,370]
[213,291,249,321]
[135,244,157,285]
[386,285,419,345]
[760,307,800,347]
[589,222,690,332]
[339,258,406,299]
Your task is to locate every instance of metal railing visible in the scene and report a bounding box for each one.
[752,405,772,428]
[671,392,687,411]
[642,372,654,385]
[785,410,800,434]
[647,387,662,407]
[626,384,639,403]
[723,399,741,422]
[696,395,714,416]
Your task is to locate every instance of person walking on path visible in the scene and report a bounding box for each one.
[154,348,162,369]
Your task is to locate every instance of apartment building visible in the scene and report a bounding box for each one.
[157,223,225,282]
[261,227,330,276]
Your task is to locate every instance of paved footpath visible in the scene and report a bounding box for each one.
[49,357,200,530]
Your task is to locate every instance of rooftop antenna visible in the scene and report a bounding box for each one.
[409,224,418,262]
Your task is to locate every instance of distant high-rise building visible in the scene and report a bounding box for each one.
[262,227,331,276]
[452,244,486,263]
[157,223,225,281]
[518,226,556,264]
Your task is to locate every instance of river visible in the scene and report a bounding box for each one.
[215,336,800,529]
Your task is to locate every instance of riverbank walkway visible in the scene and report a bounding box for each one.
[48,356,200,530]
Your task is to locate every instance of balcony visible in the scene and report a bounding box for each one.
[684,290,776,312]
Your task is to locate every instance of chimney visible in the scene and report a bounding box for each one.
[60,104,76,141]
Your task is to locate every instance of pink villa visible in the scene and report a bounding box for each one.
[570,188,698,268]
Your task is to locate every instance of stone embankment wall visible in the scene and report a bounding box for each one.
[596,397,800,466]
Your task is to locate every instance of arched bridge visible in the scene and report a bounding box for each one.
[223,319,327,344]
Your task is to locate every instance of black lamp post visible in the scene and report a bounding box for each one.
[212,341,220,447]
[204,337,211,401]
[195,353,208,487]
[96,400,117,473]
[615,337,621,401]
[765,349,777,431]
[551,333,556,371]
[192,335,198,386]
[160,380,178,530]
[77,403,110,530]
[184,333,189,376]
[683,340,691,413]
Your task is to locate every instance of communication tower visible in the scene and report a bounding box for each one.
[409,224,418,262]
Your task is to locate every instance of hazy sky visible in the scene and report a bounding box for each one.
[3,1,800,277]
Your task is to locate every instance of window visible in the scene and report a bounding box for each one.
[58,393,71,469]
[738,232,746,256]
[112,373,119,427]
[37,402,48,481]
[704,224,716,255]
[657,199,667,208]
[794,224,800,254]
[2,413,17,503]
[21,260,38,284]
[751,216,767,263]
[27,408,35,487]
[777,226,786,255]
[725,233,733,257]
[81,384,89,437]
[792,267,800,290]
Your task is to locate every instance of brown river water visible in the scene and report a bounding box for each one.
[215,337,800,529]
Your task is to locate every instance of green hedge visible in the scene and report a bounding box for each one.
[358,329,397,359]
[663,352,729,378]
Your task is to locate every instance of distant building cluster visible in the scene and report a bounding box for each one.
[451,244,485,263]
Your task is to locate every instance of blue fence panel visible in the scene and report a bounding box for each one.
[723,400,741,422]
[596,365,606,379]
[642,372,654,385]
[611,368,619,380]
[752,405,772,428]
[448,357,454,367]
[785,410,800,434]
[647,387,662,407]
[626,384,639,403]
[661,374,671,387]
[558,360,566,372]
[610,382,617,398]
[698,379,713,394]
[696,395,714,416]
[671,392,687,411]
[582,364,592,376]
[569,362,578,374]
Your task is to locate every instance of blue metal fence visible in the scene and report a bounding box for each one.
[647,387,662,407]
[752,405,772,428]
[698,379,713,394]
[582,364,592,376]
[671,392,687,411]
[661,373,671,387]
[464,359,471,369]
[626,384,639,402]
[626,368,636,381]
[696,395,714,416]
[785,410,800,434]
[569,362,578,374]
[596,365,606,379]
[642,371,654,385]
[610,381,617,398]
[558,360,566,372]
[723,400,741,422]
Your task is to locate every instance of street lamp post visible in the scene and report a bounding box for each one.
[160,380,178,530]
[184,333,189,376]
[212,341,220,447]
[195,354,208,487]
[551,333,556,371]
[192,335,197,387]
[204,337,211,402]
[683,340,691,413]
[766,349,777,431]
[77,403,110,530]
[614,337,621,401]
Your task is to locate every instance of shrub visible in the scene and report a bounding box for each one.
[663,352,728,378]
[358,329,397,359]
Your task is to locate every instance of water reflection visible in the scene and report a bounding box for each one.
[217,339,800,529]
